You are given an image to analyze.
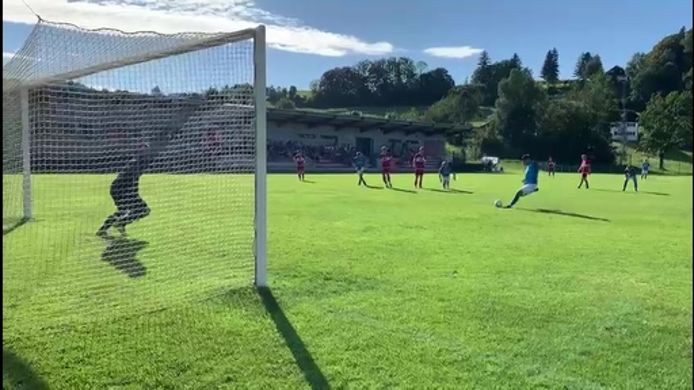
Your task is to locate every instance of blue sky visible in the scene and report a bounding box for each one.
[3,0,692,90]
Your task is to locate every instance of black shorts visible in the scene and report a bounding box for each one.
[110,184,147,212]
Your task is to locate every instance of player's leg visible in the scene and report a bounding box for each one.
[505,185,538,208]
[98,212,121,236]
[633,176,638,191]
[131,194,150,221]
[98,185,127,236]
[505,190,524,208]
[112,193,137,234]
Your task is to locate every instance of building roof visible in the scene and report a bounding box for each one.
[267,108,472,136]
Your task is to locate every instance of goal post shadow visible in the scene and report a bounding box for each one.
[257,287,330,390]
[2,348,50,390]
[3,217,30,236]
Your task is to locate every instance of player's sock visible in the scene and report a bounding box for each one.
[505,191,522,208]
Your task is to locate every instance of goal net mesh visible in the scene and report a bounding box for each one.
[3,20,259,332]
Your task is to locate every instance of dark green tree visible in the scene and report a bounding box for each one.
[584,55,604,78]
[574,52,593,79]
[541,48,559,84]
[495,69,546,148]
[638,91,693,169]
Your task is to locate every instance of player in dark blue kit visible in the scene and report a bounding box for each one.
[623,164,638,192]
[97,98,203,237]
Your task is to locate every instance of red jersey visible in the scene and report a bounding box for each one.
[380,152,393,170]
[578,161,591,174]
[413,153,426,170]
[294,156,305,169]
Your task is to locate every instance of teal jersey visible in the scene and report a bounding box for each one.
[523,161,539,184]
[353,155,367,168]
[439,164,453,176]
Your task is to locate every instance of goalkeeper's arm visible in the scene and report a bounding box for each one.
[148,97,205,152]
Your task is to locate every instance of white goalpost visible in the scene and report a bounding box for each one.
[2,20,267,329]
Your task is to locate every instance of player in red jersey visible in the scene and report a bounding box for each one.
[547,157,556,177]
[577,154,591,189]
[293,151,306,182]
[379,146,393,188]
[412,146,426,188]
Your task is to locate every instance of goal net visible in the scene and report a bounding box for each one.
[2,20,267,331]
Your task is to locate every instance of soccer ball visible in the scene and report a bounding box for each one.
[494,199,503,208]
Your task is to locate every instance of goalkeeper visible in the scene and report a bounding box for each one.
[97,98,202,237]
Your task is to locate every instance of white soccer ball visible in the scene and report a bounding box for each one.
[494,199,503,208]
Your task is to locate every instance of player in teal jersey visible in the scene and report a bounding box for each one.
[353,151,368,186]
[504,154,539,208]
[438,160,456,190]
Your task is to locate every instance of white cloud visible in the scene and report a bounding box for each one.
[423,46,484,59]
[3,52,14,64]
[2,0,394,57]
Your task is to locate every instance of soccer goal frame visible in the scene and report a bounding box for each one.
[12,23,268,287]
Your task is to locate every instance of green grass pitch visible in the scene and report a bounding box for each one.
[3,171,692,389]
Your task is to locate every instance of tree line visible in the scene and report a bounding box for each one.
[266,27,691,166]
[268,58,455,109]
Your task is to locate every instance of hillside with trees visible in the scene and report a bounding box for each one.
[266,27,692,168]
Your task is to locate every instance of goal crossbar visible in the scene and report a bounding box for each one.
[9,27,259,90]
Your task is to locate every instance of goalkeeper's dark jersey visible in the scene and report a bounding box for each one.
[112,150,154,193]
[112,134,169,193]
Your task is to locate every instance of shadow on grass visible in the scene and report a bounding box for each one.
[101,236,148,278]
[390,187,417,194]
[302,180,317,184]
[519,208,610,222]
[593,188,670,196]
[425,188,474,194]
[2,349,49,390]
[3,217,29,236]
[364,184,384,190]
[258,287,329,390]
